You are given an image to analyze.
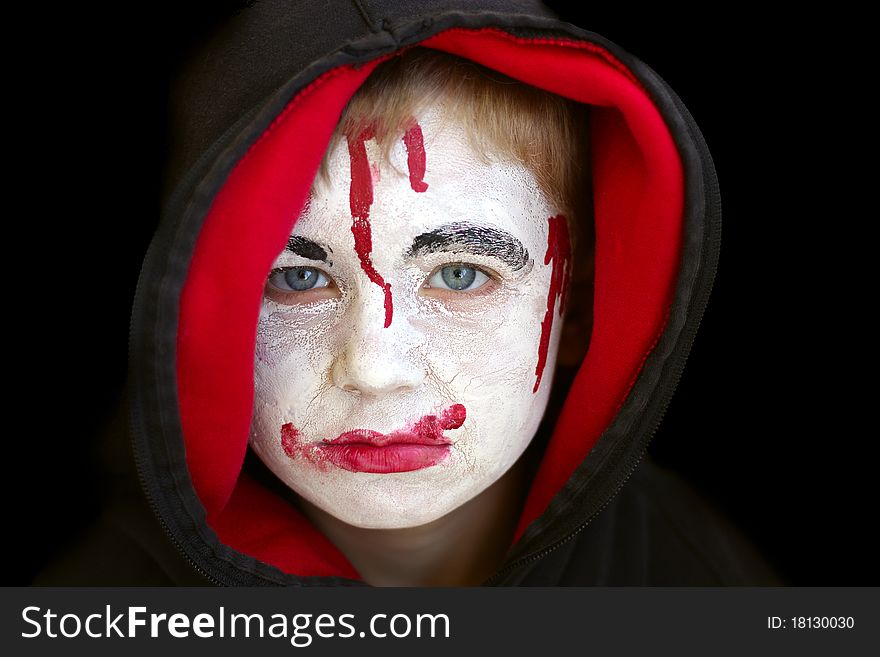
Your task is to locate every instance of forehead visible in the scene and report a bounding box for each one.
[300,102,554,244]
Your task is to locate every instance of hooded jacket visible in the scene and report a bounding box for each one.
[39,0,783,586]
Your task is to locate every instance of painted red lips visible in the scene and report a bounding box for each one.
[319,403,466,473]
[281,404,467,474]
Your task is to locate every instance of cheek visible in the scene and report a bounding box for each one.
[434,285,554,474]
[256,303,334,363]
[418,286,548,409]
[251,305,345,421]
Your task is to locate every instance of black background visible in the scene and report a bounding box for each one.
[8,3,872,585]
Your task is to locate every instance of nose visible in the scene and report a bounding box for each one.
[330,295,425,397]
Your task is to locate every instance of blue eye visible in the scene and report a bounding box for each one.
[426,264,490,291]
[268,266,332,292]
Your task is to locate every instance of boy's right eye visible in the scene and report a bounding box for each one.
[265,267,340,304]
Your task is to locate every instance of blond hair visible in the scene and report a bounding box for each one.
[319,48,591,241]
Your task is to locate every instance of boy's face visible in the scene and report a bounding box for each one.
[249,102,569,528]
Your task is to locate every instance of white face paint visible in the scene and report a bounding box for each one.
[249,101,570,529]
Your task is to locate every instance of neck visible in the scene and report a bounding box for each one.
[298,460,528,586]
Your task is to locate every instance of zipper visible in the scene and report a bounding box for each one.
[483,287,714,584]
[483,77,722,585]
[127,102,272,587]
[128,404,223,585]
[481,352,691,585]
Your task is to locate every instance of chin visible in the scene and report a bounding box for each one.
[336,511,447,530]
[302,481,477,530]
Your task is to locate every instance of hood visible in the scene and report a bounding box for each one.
[130,0,719,585]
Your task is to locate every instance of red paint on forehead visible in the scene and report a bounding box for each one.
[403,122,429,193]
[534,214,572,393]
[347,126,393,328]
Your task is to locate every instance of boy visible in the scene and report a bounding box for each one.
[249,49,591,584]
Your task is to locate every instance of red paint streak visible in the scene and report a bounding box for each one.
[442,403,467,428]
[348,126,393,328]
[300,190,313,217]
[534,214,572,393]
[280,422,335,472]
[280,423,301,458]
[410,403,466,440]
[403,123,429,193]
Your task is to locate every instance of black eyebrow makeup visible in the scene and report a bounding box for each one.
[406,222,532,272]
[286,236,331,264]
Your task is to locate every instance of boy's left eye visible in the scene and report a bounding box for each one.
[268,266,333,292]
[425,264,491,291]
[264,266,340,305]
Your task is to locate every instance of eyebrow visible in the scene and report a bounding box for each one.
[286,235,331,263]
[406,222,532,272]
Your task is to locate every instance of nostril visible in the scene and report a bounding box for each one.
[335,368,424,396]
[330,337,426,396]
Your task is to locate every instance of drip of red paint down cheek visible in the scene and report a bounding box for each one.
[533,214,572,393]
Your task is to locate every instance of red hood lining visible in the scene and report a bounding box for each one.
[176,28,683,579]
